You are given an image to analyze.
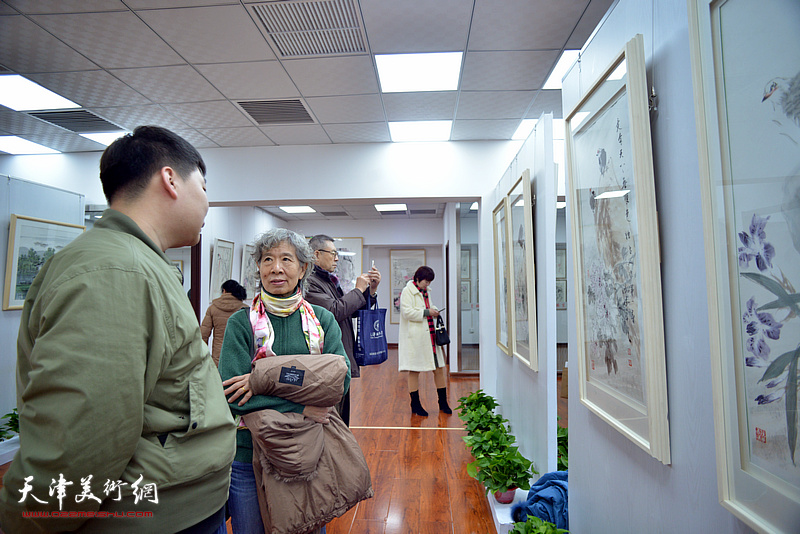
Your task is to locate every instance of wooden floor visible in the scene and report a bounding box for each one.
[0,346,569,534]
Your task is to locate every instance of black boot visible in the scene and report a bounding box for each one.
[437,387,452,414]
[410,390,428,417]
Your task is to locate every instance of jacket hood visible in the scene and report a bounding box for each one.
[214,292,246,312]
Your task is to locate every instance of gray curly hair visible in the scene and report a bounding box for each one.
[251,228,315,291]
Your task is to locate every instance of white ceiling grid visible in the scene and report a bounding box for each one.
[0,0,613,153]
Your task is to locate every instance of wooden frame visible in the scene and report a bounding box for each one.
[209,238,234,301]
[493,197,511,354]
[3,214,84,310]
[689,0,800,530]
[565,34,670,463]
[507,170,539,370]
[389,249,426,324]
[240,243,258,301]
[171,259,184,273]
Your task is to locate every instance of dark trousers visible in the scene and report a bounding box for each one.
[336,389,351,427]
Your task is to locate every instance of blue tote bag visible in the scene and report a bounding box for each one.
[354,296,388,366]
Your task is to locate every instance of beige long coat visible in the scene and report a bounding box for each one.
[398,280,445,372]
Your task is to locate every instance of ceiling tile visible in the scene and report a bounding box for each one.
[0,107,66,135]
[174,129,218,149]
[323,122,390,144]
[18,129,107,153]
[456,91,536,120]
[525,90,564,119]
[469,0,589,50]
[461,50,560,91]
[567,0,615,49]
[382,92,457,121]
[451,119,520,140]
[361,0,472,53]
[110,65,223,104]
[91,104,191,132]
[138,5,275,64]
[0,15,99,73]
[31,11,185,68]
[27,70,150,108]
[197,126,273,147]
[3,1,128,13]
[127,0,239,8]
[260,124,332,145]
[282,55,378,97]
[196,61,300,100]
[306,94,384,123]
[163,101,253,128]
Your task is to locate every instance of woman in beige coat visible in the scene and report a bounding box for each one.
[398,266,451,416]
[200,279,246,366]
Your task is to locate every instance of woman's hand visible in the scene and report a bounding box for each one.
[429,307,440,317]
[303,405,332,424]
[222,374,253,406]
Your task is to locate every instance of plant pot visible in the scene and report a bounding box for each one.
[0,435,20,465]
[493,487,517,504]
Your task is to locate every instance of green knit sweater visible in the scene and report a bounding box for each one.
[218,306,350,463]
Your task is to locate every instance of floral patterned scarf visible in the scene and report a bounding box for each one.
[249,287,324,363]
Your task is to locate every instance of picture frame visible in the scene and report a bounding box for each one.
[555,279,567,311]
[555,246,567,279]
[240,243,258,301]
[565,34,670,463]
[3,214,85,310]
[171,259,184,273]
[461,249,470,279]
[460,279,471,310]
[389,249,426,324]
[333,237,363,294]
[507,170,539,370]
[688,0,800,530]
[209,238,234,301]
[493,197,511,355]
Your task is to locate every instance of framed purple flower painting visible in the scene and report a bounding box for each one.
[689,0,800,530]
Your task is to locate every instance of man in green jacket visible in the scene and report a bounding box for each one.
[0,126,236,533]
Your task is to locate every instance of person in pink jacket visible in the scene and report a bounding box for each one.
[201,279,247,366]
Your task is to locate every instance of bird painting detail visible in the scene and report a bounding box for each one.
[762,70,800,144]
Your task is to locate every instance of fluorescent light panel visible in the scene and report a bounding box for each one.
[0,136,60,154]
[375,203,407,212]
[595,189,630,200]
[80,132,128,146]
[0,74,80,111]
[376,52,462,93]
[388,121,451,142]
[280,206,316,213]
[556,201,566,209]
[543,50,580,90]
[470,202,478,211]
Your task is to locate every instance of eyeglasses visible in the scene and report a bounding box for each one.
[318,249,339,259]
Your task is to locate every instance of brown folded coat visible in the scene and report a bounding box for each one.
[242,353,373,534]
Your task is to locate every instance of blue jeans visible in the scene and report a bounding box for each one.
[229,460,265,534]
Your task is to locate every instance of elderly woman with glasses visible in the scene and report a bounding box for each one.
[218,228,355,534]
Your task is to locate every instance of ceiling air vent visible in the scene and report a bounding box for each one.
[250,0,366,58]
[320,211,349,217]
[238,99,314,125]
[410,209,437,215]
[27,110,122,133]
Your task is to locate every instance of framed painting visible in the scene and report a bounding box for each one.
[508,170,539,369]
[3,215,85,310]
[171,259,184,273]
[493,197,511,355]
[555,279,567,311]
[689,0,800,529]
[460,280,471,310]
[209,238,234,301]
[390,249,426,324]
[565,34,670,463]
[240,243,258,301]
[333,237,363,294]
[555,246,567,279]
[461,249,471,279]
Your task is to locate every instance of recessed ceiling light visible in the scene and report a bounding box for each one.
[0,136,60,155]
[376,52,462,93]
[512,119,537,141]
[556,201,567,209]
[280,206,316,213]
[543,50,580,90]
[79,132,128,146]
[0,74,81,111]
[595,190,630,200]
[388,121,451,142]
[470,202,478,211]
[375,203,407,212]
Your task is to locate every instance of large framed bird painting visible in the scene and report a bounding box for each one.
[689,0,800,531]
[564,34,670,465]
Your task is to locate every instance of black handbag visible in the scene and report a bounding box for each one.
[434,315,450,346]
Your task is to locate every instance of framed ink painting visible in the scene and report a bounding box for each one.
[390,249,426,324]
[209,238,234,301]
[689,0,800,530]
[240,243,258,301]
[565,34,670,463]
[508,170,539,370]
[333,237,363,294]
[493,197,511,355]
[3,215,85,310]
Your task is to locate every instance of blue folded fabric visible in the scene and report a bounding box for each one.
[510,471,568,530]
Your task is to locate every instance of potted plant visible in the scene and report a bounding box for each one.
[467,443,535,503]
[0,408,20,465]
[556,418,568,471]
[509,515,569,534]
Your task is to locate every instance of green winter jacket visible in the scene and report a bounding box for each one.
[0,209,236,533]
[218,306,350,463]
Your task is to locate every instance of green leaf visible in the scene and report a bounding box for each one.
[757,292,800,311]
[786,352,799,465]
[759,349,798,383]
[741,272,800,315]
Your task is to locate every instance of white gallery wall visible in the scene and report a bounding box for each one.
[561,0,751,531]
